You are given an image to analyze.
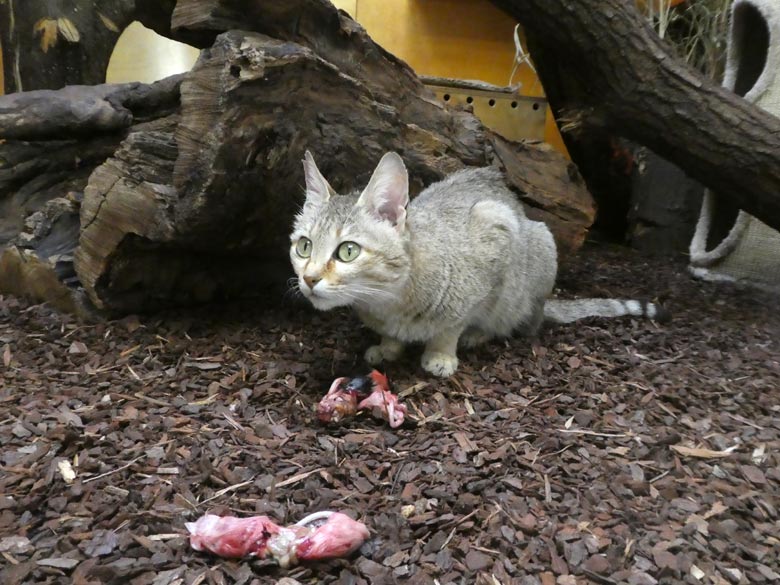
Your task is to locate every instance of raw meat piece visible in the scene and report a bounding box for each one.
[185,511,369,567]
[357,384,407,428]
[317,370,407,428]
[316,376,361,424]
[186,514,283,559]
[294,511,370,561]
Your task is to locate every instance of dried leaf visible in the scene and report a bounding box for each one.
[58,459,77,484]
[57,17,80,43]
[80,529,118,557]
[37,557,80,569]
[741,464,767,485]
[34,18,59,53]
[670,444,736,459]
[185,361,222,370]
[69,341,89,354]
[752,443,767,464]
[702,501,728,519]
[98,12,120,32]
[453,432,478,453]
[2,343,10,367]
[0,535,32,554]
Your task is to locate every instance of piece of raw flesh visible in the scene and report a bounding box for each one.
[316,376,360,425]
[317,370,407,427]
[357,384,406,428]
[186,511,369,567]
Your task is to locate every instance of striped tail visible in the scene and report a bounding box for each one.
[543,298,670,325]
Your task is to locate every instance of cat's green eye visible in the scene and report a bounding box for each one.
[295,237,312,258]
[336,241,361,263]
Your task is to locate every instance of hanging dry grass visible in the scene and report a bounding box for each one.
[643,0,734,80]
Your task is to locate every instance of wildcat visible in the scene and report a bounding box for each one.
[290,151,667,377]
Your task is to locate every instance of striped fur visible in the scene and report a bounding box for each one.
[544,298,670,324]
[290,151,668,378]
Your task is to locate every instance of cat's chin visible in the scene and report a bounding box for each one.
[306,295,351,311]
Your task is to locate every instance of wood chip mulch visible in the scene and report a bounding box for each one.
[1,243,779,585]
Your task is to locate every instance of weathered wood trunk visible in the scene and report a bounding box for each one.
[0,0,593,315]
[492,0,780,233]
[0,77,182,314]
[0,0,176,93]
[73,30,593,313]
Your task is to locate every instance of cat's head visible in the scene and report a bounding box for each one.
[290,151,411,311]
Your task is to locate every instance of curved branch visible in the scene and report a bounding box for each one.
[492,0,780,231]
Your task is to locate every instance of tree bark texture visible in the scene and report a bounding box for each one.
[0,76,182,314]
[492,0,780,233]
[0,0,176,93]
[0,1,593,315]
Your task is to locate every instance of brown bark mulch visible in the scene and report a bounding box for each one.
[1,243,778,585]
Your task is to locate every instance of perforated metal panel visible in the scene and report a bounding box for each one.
[423,78,548,142]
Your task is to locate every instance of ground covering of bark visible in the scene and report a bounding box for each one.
[1,243,778,585]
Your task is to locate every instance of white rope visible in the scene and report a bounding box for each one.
[295,511,334,527]
[508,24,537,88]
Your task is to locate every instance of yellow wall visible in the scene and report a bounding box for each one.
[106,21,200,84]
[335,0,567,155]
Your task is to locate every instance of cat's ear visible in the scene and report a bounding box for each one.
[357,152,409,230]
[302,150,335,207]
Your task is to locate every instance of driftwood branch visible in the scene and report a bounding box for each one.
[0,76,182,140]
[492,0,780,231]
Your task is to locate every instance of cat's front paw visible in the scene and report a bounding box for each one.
[364,342,403,365]
[421,352,458,378]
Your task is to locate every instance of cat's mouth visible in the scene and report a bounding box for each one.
[304,289,351,311]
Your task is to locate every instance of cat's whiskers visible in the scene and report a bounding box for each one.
[346,283,398,308]
[284,277,304,300]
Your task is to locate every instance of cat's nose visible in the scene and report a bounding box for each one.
[303,275,321,290]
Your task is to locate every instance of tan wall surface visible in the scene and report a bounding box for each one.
[106,21,200,84]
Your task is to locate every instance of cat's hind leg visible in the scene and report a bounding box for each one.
[459,327,492,349]
[365,336,405,365]
[516,296,546,337]
[421,326,463,377]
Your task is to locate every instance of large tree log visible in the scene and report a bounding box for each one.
[0,77,182,314]
[0,78,182,139]
[0,77,182,246]
[0,0,176,93]
[170,0,493,163]
[168,0,593,247]
[73,30,592,313]
[1,0,594,314]
[491,0,780,232]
